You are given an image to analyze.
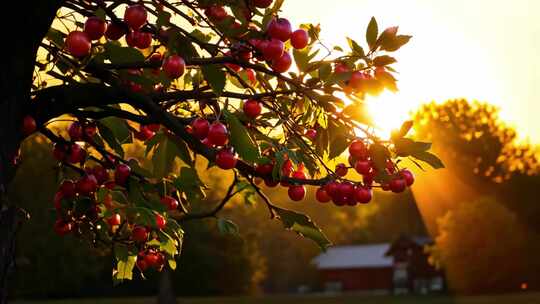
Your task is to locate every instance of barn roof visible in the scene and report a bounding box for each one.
[313,244,393,269]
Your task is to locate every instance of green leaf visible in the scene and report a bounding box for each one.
[394,138,432,157]
[156,10,171,28]
[373,55,397,67]
[346,37,365,58]
[201,65,226,96]
[223,110,260,163]
[99,117,130,143]
[382,35,412,52]
[94,8,106,20]
[151,134,192,179]
[96,122,125,157]
[274,207,331,250]
[366,17,378,50]
[318,62,332,80]
[411,151,445,169]
[342,102,373,125]
[127,179,147,207]
[174,167,205,201]
[113,244,137,283]
[327,121,351,159]
[104,42,144,65]
[46,28,65,48]
[370,143,390,173]
[292,47,310,72]
[217,218,239,235]
[158,231,179,256]
[396,120,413,138]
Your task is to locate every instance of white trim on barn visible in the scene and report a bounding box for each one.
[313,244,393,269]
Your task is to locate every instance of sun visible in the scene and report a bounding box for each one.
[365,91,414,139]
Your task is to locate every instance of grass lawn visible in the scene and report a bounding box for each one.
[12,292,540,304]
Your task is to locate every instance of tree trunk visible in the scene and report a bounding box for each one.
[0,2,61,303]
[157,269,177,304]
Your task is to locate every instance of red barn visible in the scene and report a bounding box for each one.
[313,236,445,294]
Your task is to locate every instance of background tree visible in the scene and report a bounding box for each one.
[0,0,443,302]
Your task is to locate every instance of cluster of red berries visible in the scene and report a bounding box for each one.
[334,62,389,95]
[136,248,166,272]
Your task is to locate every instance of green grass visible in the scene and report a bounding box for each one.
[12,292,540,304]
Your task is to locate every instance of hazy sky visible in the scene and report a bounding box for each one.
[282,0,540,143]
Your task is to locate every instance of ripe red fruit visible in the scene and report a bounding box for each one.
[354,160,372,175]
[84,122,97,138]
[207,122,229,146]
[144,251,159,267]
[155,214,166,230]
[54,219,73,236]
[22,115,37,135]
[338,182,355,197]
[245,68,256,84]
[243,100,262,119]
[135,125,155,141]
[84,16,107,40]
[128,30,152,49]
[59,179,77,198]
[65,31,91,57]
[334,63,349,74]
[252,0,273,8]
[53,143,67,161]
[305,129,317,140]
[162,55,186,79]
[191,118,210,139]
[262,38,284,61]
[54,192,64,210]
[264,178,279,187]
[215,149,237,170]
[271,52,292,73]
[89,165,109,184]
[400,169,415,186]
[292,170,307,180]
[114,164,131,185]
[132,226,149,242]
[281,159,293,177]
[316,187,331,203]
[389,177,407,193]
[354,186,372,204]
[291,29,309,49]
[76,174,98,196]
[136,259,148,272]
[349,139,368,159]
[107,213,121,226]
[256,163,274,176]
[161,195,179,210]
[105,22,127,40]
[204,5,228,22]
[350,71,369,90]
[288,185,306,201]
[146,124,161,132]
[335,163,348,177]
[68,121,83,141]
[325,181,339,198]
[67,144,86,164]
[124,4,147,30]
[267,18,292,42]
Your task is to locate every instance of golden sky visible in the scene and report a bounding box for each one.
[283,0,540,143]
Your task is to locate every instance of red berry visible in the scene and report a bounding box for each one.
[245,68,256,84]
[84,16,107,40]
[22,115,37,135]
[54,219,73,236]
[144,251,159,267]
[59,179,77,198]
[67,144,86,164]
[124,4,147,30]
[256,163,274,176]
[135,125,155,141]
[68,121,83,141]
[267,18,292,42]
[161,195,179,210]
[354,186,372,204]
[281,159,293,177]
[264,178,279,187]
[155,214,166,230]
[146,124,161,132]
[107,213,121,226]
[316,187,331,203]
[65,31,91,57]
[354,160,372,175]
[389,177,407,193]
[292,170,307,180]
[132,225,148,242]
[400,169,415,186]
[136,259,148,272]
[215,149,237,170]
[305,129,317,140]
[243,100,262,119]
[291,29,309,49]
[53,143,67,161]
[349,139,368,159]
[288,185,306,201]
[262,38,284,61]
[252,0,273,8]
[76,174,98,196]
[191,118,210,139]
[84,122,97,138]
[91,165,109,184]
[105,22,127,40]
[334,63,350,74]
[204,5,228,22]
[325,181,339,198]
[207,122,229,146]
[130,30,152,49]
[335,163,348,177]
[162,55,186,79]
[338,182,355,197]
[271,52,292,73]
[350,71,370,90]
[114,164,131,185]
[54,192,64,210]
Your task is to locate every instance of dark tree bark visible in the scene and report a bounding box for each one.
[0,2,62,303]
[157,269,176,304]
